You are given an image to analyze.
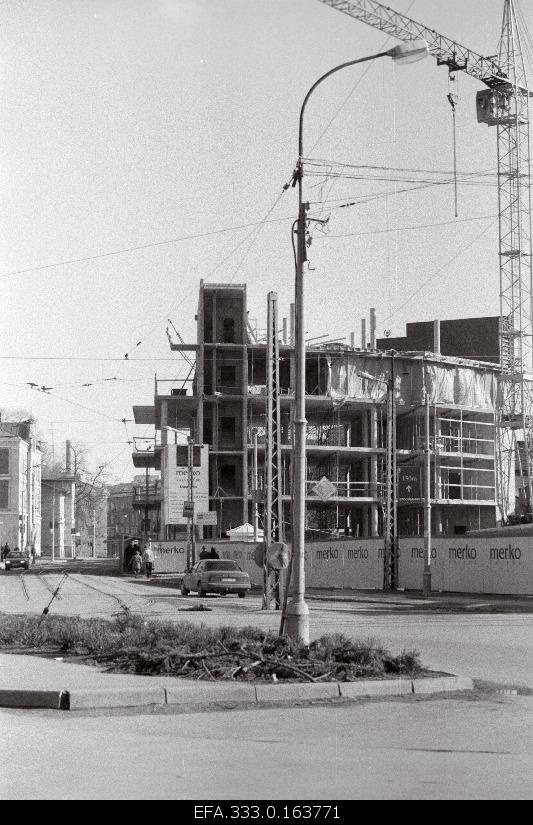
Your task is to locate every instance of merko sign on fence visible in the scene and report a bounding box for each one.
[398,537,533,595]
[150,537,532,596]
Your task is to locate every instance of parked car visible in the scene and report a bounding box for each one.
[181,559,251,598]
[4,549,30,572]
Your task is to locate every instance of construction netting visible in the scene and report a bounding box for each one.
[327,354,497,411]
[497,376,533,421]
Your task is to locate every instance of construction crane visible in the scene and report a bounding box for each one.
[317,0,533,518]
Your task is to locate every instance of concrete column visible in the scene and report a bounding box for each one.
[433,320,441,355]
[58,493,65,559]
[370,309,376,351]
[242,346,249,526]
[433,505,443,536]
[161,401,168,447]
[361,412,370,537]
[70,482,75,557]
[370,407,379,537]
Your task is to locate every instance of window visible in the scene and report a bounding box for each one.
[204,560,240,571]
[220,464,237,495]
[0,480,9,509]
[222,317,235,343]
[220,417,236,444]
[219,364,236,389]
[0,449,9,475]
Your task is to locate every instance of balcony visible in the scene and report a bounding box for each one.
[132,482,162,508]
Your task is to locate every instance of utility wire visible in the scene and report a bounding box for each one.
[123,187,288,358]
[383,219,499,323]
[308,0,418,153]
[316,213,497,240]
[0,213,295,283]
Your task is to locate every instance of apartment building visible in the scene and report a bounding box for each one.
[0,418,42,553]
[133,282,502,542]
[106,475,161,556]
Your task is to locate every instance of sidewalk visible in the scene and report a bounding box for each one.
[305,588,533,613]
[0,652,472,711]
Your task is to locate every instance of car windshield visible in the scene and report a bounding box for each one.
[203,560,240,571]
[7,550,22,558]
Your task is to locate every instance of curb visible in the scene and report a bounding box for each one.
[0,675,473,711]
[0,689,67,710]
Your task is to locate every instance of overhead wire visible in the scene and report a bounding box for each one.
[307,0,419,154]
[0,213,296,283]
[123,186,289,358]
[314,213,498,240]
[383,219,499,324]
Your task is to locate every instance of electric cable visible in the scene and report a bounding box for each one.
[383,219,499,324]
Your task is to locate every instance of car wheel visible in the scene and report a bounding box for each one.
[181,584,190,596]
[238,591,246,599]
[198,582,205,598]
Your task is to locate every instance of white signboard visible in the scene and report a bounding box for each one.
[163,444,209,525]
[196,511,218,526]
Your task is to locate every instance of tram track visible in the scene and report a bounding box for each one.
[37,571,63,600]
[19,572,30,601]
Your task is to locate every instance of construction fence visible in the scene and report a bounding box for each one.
[150,536,533,595]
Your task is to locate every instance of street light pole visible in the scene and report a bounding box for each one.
[423,367,432,596]
[285,39,429,644]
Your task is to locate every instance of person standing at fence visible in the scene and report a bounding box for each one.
[143,539,155,580]
[131,549,142,578]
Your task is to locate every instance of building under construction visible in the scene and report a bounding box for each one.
[133,282,507,544]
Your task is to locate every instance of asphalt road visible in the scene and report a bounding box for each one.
[1,568,532,687]
[2,566,532,800]
[2,695,532,800]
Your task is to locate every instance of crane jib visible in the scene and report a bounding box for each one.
[316,0,515,88]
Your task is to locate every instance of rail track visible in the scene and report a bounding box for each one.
[19,572,30,601]
[38,571,63,600]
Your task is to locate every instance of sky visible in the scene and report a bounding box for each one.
[2,0,533,480]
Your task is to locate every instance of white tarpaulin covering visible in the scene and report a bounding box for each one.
[497,376,533,420]
[328,355,496,411]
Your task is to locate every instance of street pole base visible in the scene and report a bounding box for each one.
[423,567,432,597]
[284,597,310,646]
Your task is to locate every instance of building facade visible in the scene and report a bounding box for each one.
[0,418,42,554]
[106,475,161,556]
[133,283,503,544]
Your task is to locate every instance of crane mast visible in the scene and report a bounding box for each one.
[318,0,533,517]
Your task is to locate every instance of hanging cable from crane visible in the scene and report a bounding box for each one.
[447,69,460,218]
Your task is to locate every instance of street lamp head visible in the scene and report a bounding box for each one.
[387,39,429,64]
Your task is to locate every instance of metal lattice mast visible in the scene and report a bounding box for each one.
[264,292,283,609]
[383,354,397,590]
[495,1,533,511]
[497,1,533,377]
[317,0,533,516]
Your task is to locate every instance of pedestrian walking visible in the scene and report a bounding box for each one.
[124,540,138,572]
[131,549,142,578]
[143,540,155,580]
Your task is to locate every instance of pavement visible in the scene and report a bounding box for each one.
[3,695,532,799]
[0,652,473,710]
[1,558,530,710]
